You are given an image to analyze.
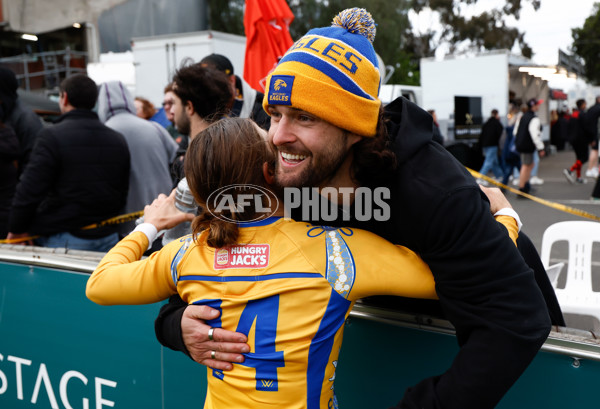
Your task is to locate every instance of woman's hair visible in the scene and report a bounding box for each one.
[184,117,275,248]
[134,97,156,120]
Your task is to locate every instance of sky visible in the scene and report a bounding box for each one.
[409,0,598,65]
[509,0,598,65]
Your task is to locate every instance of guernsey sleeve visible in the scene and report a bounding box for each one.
[86,231,180,305]
[350,215,519,301]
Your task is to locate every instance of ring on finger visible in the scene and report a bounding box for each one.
[208,327,215,341]
[211,350,216,360]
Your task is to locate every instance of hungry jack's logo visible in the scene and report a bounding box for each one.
[214,244,270,269]
[268,75,294,105]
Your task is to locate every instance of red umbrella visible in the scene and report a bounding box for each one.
[243,0,294,92]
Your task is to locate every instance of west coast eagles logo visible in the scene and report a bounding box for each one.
[273,79,287,91]
[268,75,294,106]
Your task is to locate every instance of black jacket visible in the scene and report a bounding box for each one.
[366,98,550,408]
[8,109,131,238]
[479,116,504,148]
[155,97,551,409]
[584,103,600,144]
[515,111,537,153]
[0,125,19,237]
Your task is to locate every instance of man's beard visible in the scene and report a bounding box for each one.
[272,137,351,192]
[175,114,191,136]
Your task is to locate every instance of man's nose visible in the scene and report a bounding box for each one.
[270,117,296,146]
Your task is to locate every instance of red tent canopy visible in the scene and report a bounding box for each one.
[243,0,294,92]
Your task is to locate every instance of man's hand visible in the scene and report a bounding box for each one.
[182,305,250,371]
[479,185,512,214]
[6,232,34,246]
[144,190,195,231]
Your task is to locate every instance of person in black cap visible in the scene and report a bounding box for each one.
[0,67,44,173]
[514,98,546,194]
[199,54,270,130]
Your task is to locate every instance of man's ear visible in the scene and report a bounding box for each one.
[262,162,275,185]
[184,100,194,116]
[347,133,363,148]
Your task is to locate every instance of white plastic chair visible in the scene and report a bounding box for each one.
[544,262,564,289]
[540,221,600,321]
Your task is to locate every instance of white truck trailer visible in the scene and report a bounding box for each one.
[131,30,247,106]
[420,50,551,145]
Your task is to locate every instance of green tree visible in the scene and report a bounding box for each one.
[409,0,539,59]
[207,0,245,35]
[287,0,418,84]
[571,2,600,85]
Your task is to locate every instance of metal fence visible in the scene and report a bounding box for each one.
[0,47,88,91]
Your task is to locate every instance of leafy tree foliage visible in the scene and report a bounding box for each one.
[207,0,539,85]
[207,0,244,35]
[409,0,539,58]
[571,2,600,85]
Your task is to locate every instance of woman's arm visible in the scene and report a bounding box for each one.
[86,190,194,305]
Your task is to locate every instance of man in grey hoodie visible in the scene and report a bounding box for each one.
[97,81,178,235]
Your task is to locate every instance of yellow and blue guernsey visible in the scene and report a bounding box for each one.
[87,216,518,409]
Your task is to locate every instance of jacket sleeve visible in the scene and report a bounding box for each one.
[528,117,545,151]
[396,187,551,409]
[154,294,191,355]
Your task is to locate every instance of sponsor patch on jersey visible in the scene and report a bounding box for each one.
[214,244,270,269]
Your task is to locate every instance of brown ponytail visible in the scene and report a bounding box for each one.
[184,117,275,248]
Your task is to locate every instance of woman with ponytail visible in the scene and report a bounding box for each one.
[87,117,520,409]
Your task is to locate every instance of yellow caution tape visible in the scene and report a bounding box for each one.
[467,168,600,222]
[0,210,144,245]
[2,171,599,245]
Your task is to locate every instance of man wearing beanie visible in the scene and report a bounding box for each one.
[154,8,552,409]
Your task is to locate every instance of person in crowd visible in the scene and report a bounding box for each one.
[168,63,234,182]
[426,109,444,144]
[154,8,553,409]
[515,98,546,194]
[564,99,589,184]
[0,67,44,173]
[584,96,600,178]
[97,80,178,235]
[6,74,130,251]
[199,53,270,130]
[134,96,157,120]
[478,109,504,182]
[501,103,522,186]
[87,117,520,408]
[162,82,188,150]
[550,108,568,151]
[0,120,19,239]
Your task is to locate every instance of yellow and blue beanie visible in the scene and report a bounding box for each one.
[263,8,381,137]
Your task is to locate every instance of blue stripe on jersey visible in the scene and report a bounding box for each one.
[238,216,282,227]
[306,289,350,409]
[325,229,356,299]
[279,51,374,100]
[170,235,193,285]
[179,272,323,282]
[191,299,225,380]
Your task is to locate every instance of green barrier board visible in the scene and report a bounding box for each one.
[2,260,600,408]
